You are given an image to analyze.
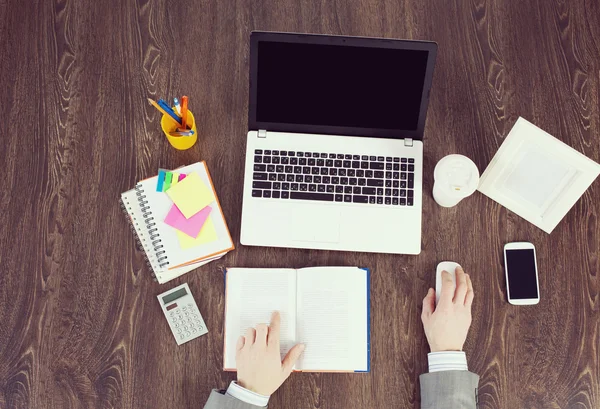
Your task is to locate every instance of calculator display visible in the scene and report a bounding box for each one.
[162,288,187,304]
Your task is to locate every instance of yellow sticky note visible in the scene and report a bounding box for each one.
[171,173,180,187]
[166,172,215,218]
[176,217,218,249]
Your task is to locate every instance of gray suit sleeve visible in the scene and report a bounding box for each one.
[202,390,266,409]
[420,371,479,409]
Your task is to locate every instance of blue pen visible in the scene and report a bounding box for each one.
[158,99,180,117]
[157,99,182,125]
[173,97,181,115]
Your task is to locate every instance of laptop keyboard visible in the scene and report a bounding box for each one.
[251,150,415,206]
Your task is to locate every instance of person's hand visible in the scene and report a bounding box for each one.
[421,266,474,352]
[236,311,305,396]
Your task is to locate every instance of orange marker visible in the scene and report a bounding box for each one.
[181,96,189,130]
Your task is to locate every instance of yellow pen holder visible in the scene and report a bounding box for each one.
[161,109,198,150]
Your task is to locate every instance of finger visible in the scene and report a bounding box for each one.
[439,270,455,305]
[454,266,468,304]
[244,327,256,346]
[236,335,245,352]
[255,323,268,346]
[422,288,435,318]
[267,311,281,347]
[282,344,306,377]
[465,274,474,307]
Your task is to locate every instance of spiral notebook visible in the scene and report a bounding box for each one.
[120,162,234,283]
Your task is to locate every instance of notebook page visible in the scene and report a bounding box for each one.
[224,268,297,370]
[295,267,369,371]
[121,190,200,279]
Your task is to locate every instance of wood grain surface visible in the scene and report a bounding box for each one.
[1,0,599,408]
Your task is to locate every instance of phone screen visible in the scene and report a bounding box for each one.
[505,249,539,299]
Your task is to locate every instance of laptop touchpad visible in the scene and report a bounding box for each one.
[291,206,341,243]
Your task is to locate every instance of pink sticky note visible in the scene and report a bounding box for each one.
[178,174,186,182]
[164,204,212,238]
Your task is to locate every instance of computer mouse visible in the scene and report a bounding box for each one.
[435,261,461,305]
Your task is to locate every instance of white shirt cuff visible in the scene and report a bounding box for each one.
[427,351,468,372]
[226,381,270,407]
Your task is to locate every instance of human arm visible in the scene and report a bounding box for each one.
[202,388,265,409]
[419,267,479,409]
[202,311,305,409]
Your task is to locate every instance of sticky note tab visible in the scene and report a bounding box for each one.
[178,174,186,182]
[171,173,180,187]
[166,172,215,218]
[164,204,212,238]
[164,172,173,191]
[176,216,218,249]
[156,170,166,192]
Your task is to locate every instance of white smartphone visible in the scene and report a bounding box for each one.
[503,242,540,305]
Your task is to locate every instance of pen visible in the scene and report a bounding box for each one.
[181,96,189,130]
[169,130,195,137]
[173,97,181,115]
[147,98,180,126]
[157,99,183,125]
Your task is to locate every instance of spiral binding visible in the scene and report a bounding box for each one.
[135,185,169,269]
[120,197,158,281]
[119,199,145,253]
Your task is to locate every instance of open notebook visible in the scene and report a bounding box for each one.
[224,267,370,372]
[120,162,234,283]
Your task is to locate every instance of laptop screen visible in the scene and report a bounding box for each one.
[251,37,436,139]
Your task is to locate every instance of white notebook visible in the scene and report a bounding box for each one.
[478,117,600,233]
[120,162,234,283]
[223,267,370,372]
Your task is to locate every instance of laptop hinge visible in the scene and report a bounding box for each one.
[258,129,267,138]
[404,138,414,147]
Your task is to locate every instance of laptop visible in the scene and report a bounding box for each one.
[240,32,437,255]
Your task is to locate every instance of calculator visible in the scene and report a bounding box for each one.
[157,283,208,345]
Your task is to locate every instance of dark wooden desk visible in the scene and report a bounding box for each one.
[1,0,599,408]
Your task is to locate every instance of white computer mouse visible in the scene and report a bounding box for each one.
[435,261,461,305]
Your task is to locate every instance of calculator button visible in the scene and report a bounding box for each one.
[192,328,197,333]
[177,328,182,333]
[183,306,187,311]
[184,332,191,338]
